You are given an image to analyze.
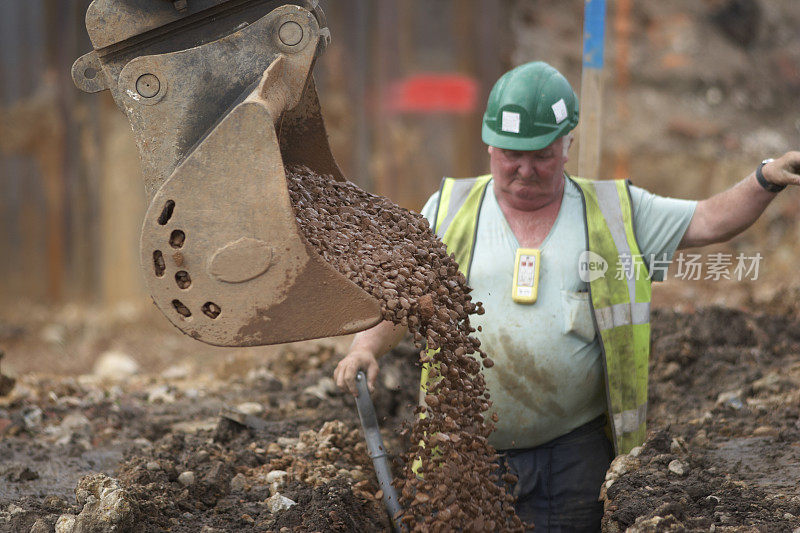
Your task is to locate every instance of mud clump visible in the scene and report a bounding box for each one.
[269,477,383,532]
[57,473,137,533]
[287,165,522,531]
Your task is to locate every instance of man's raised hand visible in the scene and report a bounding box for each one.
[763,151,800,188]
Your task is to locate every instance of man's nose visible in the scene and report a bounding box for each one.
[516,157,537,179]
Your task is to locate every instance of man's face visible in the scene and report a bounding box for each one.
[488,136,568,211]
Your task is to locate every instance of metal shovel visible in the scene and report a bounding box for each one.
[354,371,405,532]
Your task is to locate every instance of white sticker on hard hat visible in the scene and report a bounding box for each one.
[552,98,568,124]
[501,111,521,133]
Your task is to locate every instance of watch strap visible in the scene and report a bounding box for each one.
[756,159,785,193]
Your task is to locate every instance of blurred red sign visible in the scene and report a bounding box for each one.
[385,73,479,114]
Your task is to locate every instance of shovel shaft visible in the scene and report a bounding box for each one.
[355,371,405,532]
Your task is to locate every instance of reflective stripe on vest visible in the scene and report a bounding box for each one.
[427,175,652,456]
[433,175,493,280]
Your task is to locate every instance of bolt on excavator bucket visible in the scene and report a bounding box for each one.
[72,0,382,346]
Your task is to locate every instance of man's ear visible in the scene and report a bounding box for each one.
[487,145,494,155]
[562,134,573,162]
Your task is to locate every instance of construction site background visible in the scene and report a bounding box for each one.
[0,0,798,311]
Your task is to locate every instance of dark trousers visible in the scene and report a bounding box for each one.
[496,415,613,532]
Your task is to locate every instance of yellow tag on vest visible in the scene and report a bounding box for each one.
[512,248,541,304]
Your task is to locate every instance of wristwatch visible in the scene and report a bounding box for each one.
[756,158,786,193]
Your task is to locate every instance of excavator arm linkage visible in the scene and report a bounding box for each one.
[73,0,382,346]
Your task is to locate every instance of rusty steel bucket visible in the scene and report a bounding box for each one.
[72,0,382,346]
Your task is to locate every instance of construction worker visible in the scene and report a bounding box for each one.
[334,61,800,531]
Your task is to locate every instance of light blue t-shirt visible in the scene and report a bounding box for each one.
[420,177,696,450]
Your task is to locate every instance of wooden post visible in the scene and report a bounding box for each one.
[578,0,607,180]
[613,0,632,180]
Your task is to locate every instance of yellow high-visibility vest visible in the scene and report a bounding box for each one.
[423,174,651,455]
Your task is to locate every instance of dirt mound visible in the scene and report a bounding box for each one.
[649,305,800,437]
[107,420,388,532]
[270,478,385,532]
[603,305,800,531]
[0,331,422,532]
[602,428,799,532]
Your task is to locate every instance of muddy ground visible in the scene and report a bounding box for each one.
[0,288,799,532]
[603,289,800,532]
[0,306,421,533]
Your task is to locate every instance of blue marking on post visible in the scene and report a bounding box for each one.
[582,0,606,69]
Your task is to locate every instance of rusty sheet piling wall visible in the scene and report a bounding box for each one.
[0,0,511,307]
[0,0,145,306]
[0,0,89,304]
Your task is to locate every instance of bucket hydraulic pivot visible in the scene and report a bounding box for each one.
[72,0,382,346]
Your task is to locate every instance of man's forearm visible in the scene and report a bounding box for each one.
[680,153,800,249]
[679,172,775,249]
[349,320,408,357]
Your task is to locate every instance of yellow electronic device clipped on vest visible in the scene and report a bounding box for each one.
[512,248,541,304]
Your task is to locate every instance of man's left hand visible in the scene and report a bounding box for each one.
[763,151,800,188]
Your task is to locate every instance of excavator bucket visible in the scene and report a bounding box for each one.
[72,0,382,346]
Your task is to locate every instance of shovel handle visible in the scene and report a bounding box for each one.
[355,371,405,532]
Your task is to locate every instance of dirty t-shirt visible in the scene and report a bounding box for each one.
[419,177,697,450]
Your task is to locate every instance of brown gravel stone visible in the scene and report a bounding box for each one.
[287,165,523,531]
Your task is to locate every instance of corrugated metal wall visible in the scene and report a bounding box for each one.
[0,0,107,304]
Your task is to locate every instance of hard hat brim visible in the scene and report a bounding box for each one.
[481,122,567,151]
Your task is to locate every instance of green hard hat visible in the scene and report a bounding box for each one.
[482,61,579,151]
